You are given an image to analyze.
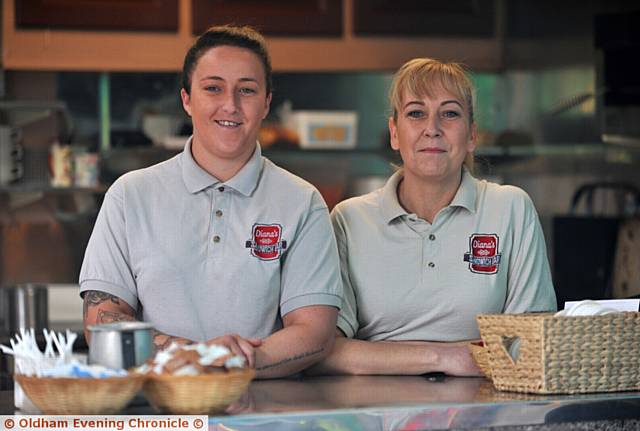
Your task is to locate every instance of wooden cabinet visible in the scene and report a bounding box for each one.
[353,0,495,37]
[2,0,501,72]
[192,0,342,36]
[15,0,179,32]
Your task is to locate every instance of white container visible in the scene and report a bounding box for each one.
[289,111,358,149]
[73,152,100,188]
[49,143,72,188]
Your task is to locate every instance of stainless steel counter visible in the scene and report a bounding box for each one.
[1,376,640,430]
[207,376,640,430]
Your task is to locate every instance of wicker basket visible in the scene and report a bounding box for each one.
[468,341,491,378]
[143,368,255,414]
[476,312,640,394]
[15,375,145,414]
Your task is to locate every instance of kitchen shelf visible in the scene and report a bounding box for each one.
[266,143,640,166]
[95,143,640,182]
[476,143,627,157]
[4,143,635,196]
[101,143,635,159]
[264,149,393,161]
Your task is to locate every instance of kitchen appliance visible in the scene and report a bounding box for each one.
[288,111,358,149]
[0,284,49,335]
[0,125,24,185]
[88,322,154,370]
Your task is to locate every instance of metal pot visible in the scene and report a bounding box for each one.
[88,322,154,370]
[0,284,49,335]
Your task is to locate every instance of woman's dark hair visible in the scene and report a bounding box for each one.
[182,25,272,96]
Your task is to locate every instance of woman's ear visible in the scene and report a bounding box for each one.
[467,123,478,153]
[180,88,192,117]
[262,92,272,120]
[389,117,400,151]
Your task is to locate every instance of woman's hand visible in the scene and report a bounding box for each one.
[206,334,263,368]
[432,343,483,377]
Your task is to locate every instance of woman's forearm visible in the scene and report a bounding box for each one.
[310,337,437,375]
[254,324,334,379]
[254,305,338,379]
[310,337,482,376]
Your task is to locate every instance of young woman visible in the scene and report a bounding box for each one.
[81,26,342,378]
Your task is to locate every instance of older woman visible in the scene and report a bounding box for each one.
[314,58,556,376]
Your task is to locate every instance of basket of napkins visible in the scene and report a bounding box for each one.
[476,301,640,394]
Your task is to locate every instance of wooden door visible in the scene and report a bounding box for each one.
[15,0,179,32]
[192,0,342,36]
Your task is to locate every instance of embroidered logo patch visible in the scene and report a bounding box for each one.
[245,223,287,260]
[463,233,501,274]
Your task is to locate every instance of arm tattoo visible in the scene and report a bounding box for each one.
[152,330,174,352]
[151,330,190,354]
[97,309,135,324]
[83,290,123,320]
[256,347,325,372]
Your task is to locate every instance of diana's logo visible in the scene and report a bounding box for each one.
[245,224,287,260]
[463,233,501,274]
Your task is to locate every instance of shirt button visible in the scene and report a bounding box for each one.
[213,235,221,243]
[215,210,223,217]
[429,234,436,241]
[428,262,435,268]
[217,186,225,192]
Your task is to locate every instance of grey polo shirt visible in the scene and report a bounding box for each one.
[333,168,556,342]
[80,139,342,341]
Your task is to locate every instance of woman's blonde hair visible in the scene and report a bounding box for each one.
[389,58,476,171]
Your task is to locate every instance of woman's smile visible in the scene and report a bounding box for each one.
[418,147,447,154]
[214,119,243,128]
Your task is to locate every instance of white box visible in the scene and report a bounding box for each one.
[289,111,358,149]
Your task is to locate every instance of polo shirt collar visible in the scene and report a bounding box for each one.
[182,137,218,193]
[379,167,477,223]
[449,167,477,213]
[225,143,263,196]
[380,170,408,223]
[181,138,263,196]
